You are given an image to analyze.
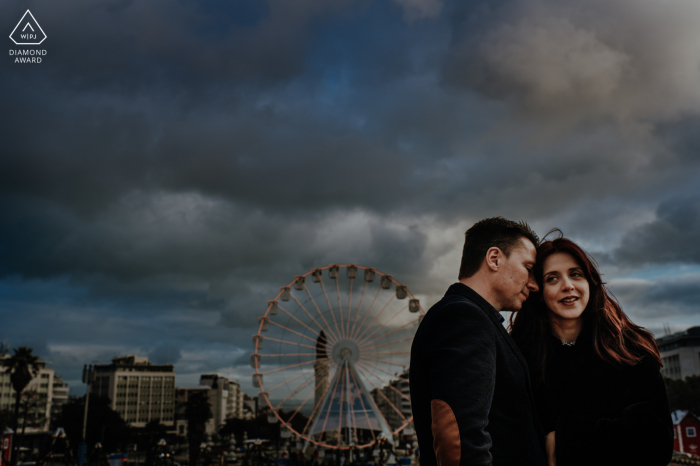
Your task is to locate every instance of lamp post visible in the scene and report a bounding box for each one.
[156,439,168,466]
[266,410,278,459]
[78,365,95,466]
[82,365,95,442]
[199,442,207,466]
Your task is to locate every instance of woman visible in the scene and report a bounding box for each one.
[510,235,673,466]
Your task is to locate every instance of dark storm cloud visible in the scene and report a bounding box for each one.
[149,342,183,365]
[610,275,700,320]
[612,194,700,266]
[4,0,700,394]
[2,0,443,90]
[443,0,700,124]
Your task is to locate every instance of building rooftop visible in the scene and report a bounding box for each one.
[94,355,174,372]
[657,327,700,352]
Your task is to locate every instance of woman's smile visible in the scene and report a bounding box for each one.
[542,252,590,326]
[559,296,579,304]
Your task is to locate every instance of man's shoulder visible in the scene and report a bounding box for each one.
[423,289,493,328]
[412,289,497,356]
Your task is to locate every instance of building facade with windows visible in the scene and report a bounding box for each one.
[51,375,69,420]
[672,410,700,456]
[0,353,70,434]
[657,327,700,380]
[370,370,410,431]
[199,374,246,426]
[92,355,176,428]
[174,374,249,438]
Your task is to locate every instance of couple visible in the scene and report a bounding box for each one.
[409,217,674,466]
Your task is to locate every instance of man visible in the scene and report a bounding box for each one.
[410,217,546,466]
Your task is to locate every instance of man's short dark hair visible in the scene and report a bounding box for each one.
[458,217,540,280]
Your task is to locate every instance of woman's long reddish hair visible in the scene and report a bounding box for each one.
[510,236,661,381]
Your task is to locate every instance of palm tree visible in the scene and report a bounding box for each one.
[184,392,212,466]
[5,347,41,465]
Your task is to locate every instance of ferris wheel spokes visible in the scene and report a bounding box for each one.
[318,278,343,340]
[268,319,319,344]
[354,363,406,420]
[277,305,332,344]
[300,363,340,437]
[276,359,335,411]
[350,286,382,341]
[357,304,408,347]
[290,293,340,344]
[283,360,336,420]
[359,356,406,370]
[347,361,377,442]
[354,295,396,343]
[262,358,323,376]
[357,359,409,390]
[360,335,415,352]
[302,284,343,343]
[265,360,328,393]
[360,317,422,348]
[348,278,369,339]
[346,275,354,338]
[263,336,317,350]
[334,274,346,339]
[318,361,344,436]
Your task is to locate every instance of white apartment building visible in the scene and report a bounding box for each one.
[658,326,700,380]
[199,374,246,426]
[370,370,411,432]
[0,353,70,434]
[51,375,69,419]
[174,374,247,437]
[92,355,176,428]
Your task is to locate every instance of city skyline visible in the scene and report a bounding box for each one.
[3,0,700,397]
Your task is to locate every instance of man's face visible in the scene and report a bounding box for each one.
[494,238,539,312]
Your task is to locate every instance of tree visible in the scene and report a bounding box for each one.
[53,395,132,454]
[5,346,41,465]
[219,418,247,445]
[665,375,700,412]
[16,389,47,461]
[139,420,169,466]
[0,408,12,437]
[184,392,212,466]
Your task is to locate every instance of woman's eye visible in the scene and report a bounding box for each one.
[545,276,556,283]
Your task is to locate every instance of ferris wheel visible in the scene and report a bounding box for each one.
[251,264,425,450]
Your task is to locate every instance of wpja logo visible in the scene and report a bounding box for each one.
[9,10,47,64]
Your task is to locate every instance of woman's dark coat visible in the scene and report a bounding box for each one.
[531,333,674,466]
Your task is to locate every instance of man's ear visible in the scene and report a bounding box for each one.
[485,247,502,272]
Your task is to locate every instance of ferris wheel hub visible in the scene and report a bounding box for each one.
[331,339,360,364]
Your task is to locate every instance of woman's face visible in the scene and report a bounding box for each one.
[542,252,590,324]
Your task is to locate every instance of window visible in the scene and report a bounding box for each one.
[687,427,696,437]
[662,354,682,379]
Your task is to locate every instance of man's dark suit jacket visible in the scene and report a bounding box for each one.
[409,283,546,466]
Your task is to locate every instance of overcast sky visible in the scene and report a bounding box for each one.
[2,0,700,397]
